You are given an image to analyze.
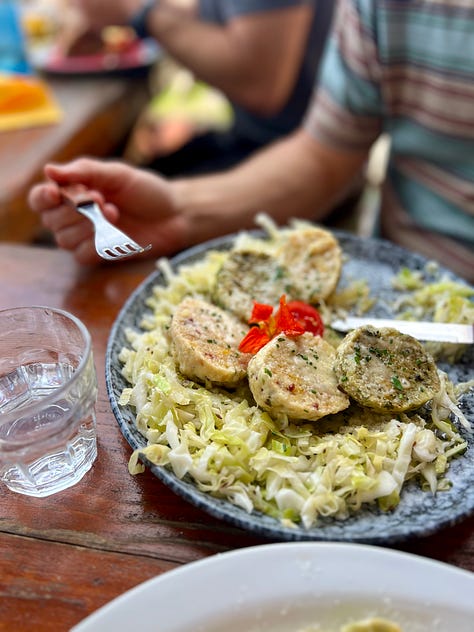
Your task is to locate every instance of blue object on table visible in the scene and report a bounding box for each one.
[0,0,31,74]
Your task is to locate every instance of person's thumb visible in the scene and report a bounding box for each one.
[44,158,123,191]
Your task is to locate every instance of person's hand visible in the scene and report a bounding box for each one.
[28,158,189,265]
[70,0,142,31]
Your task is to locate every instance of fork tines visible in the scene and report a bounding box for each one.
[101,243,151,260]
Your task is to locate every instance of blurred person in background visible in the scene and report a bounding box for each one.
[29,0,474,282]
[66,0,335,175]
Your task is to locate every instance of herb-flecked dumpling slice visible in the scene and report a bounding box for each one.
[170,297,251,386]
[277,226,342,303]
[248,332,350,421]
[213,250,291,321]
[334,325,441,412]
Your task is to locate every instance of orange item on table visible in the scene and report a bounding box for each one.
[0,73,62,132]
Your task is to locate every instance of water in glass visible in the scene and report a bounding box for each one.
[0,307,98,497]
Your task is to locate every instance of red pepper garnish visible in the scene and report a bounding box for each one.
[249,302,273,322]
[238,325,271,354]
[285,300,324,337]
[239,295,323,354]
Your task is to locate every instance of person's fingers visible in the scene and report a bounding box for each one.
[28,181,62,213]
[29,179,105,224]
[29,176,103,220]
[73,239,102,266]
[44,160,100,189]
[29,181,88,238]
[38,203,84,233]
[50,220,100,265]
[53,218,94,251]
[101,202,120,223]
[44,159,126,193]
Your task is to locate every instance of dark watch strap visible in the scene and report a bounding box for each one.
[129,0,157,39]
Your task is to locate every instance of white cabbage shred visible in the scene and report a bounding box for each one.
[119,221,473,529]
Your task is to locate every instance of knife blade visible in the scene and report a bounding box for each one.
[330,317,474,344]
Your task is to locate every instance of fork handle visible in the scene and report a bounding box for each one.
[60,188,110,232]
[75,201,111,232]
[60,187,98,209]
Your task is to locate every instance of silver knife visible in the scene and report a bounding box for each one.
[330,317,474,344]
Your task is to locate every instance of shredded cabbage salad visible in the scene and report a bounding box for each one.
[118,220,473,529]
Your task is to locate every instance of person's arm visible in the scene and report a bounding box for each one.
[147,3,315,114]
[28,129,367,265]
[171,128,368,245]
[73,0,316,114]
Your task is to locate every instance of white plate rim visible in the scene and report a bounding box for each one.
[71,541,474,632]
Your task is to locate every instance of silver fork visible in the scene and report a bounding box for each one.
[61,190,151,261]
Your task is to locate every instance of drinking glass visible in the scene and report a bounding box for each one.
[0,306,98,497]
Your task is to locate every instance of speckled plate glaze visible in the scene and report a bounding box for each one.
[105,230,474,544]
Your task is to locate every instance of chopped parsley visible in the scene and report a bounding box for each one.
[391,375,404,391]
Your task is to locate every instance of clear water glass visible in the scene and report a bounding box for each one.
[0,306,98,497]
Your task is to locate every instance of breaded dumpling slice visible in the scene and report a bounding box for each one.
[248,332,350,421]
[170,297,251,386]
[213,249,289,321]
[334,325,441,412]
[277,226,342,303]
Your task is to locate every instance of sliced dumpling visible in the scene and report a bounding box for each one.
[247,332,350,421]
[334,325,441,412]
[277,226,342,302]
[213,249,291,321]
[170,297,251,386]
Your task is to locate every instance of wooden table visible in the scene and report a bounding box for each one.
[0,75,149,243]
[0,243,473,631]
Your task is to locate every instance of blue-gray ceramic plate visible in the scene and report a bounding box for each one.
[105,231,474,543]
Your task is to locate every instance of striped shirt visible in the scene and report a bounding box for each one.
[304,0,474,282]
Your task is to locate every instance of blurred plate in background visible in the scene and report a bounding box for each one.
[32,37,161,77]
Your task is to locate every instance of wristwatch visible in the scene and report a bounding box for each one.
[129,0,157,39]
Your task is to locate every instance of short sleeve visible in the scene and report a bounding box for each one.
[224,0,314,18]
[199,0,315,20]
[304,0,383,151]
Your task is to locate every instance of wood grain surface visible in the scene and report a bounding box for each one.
[0,76,149,243]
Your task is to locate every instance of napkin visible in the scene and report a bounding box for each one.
[0,72,63,132]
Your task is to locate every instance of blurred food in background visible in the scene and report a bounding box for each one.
[124,61,233,165]
[20,0,62,47]
[17,1,232,163]
[0,72,62,131]
[21,0,138,58]
[0,1,62,131]
[56,25,138,58]
[0,73,50,113]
